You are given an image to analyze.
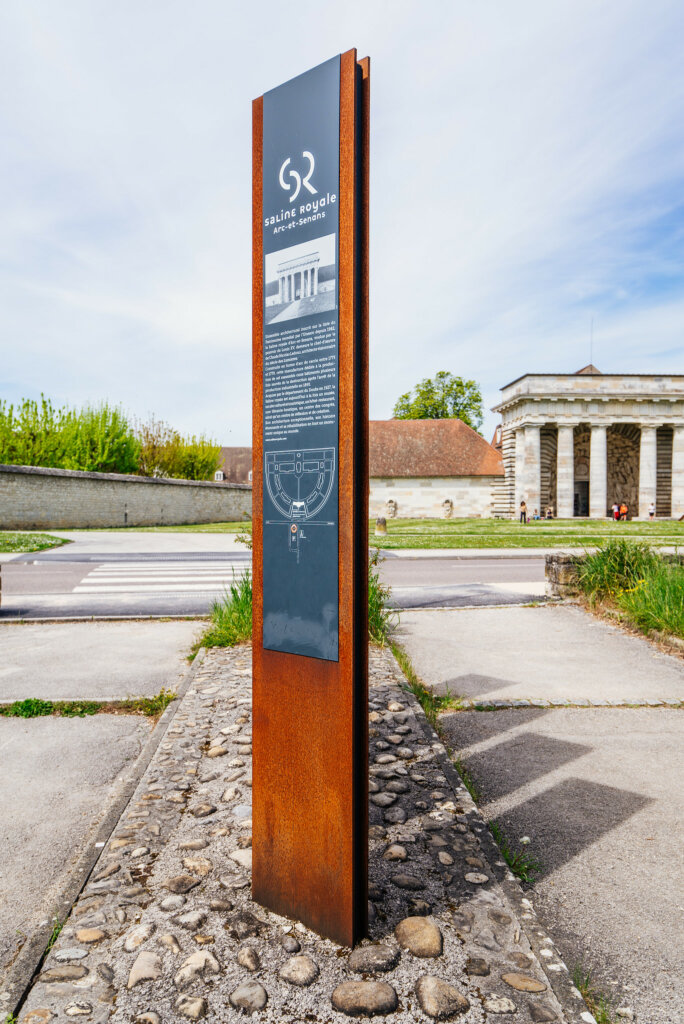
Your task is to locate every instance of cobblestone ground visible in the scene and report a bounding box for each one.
[16,647,592,1024]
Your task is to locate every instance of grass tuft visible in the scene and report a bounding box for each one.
[0,690,175,719]
[488,820,542,883]
[196,572,253,651]
[44,916,63,954]
[454,757,481,803]
[572,964,618,1024]
[368,549,398,645]
[576,539,684,640]
[391,641,462,727]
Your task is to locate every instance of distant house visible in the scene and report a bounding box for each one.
[217,447,252,485]
[369,419,503,519]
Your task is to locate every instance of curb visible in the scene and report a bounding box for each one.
[391,650,593,1024]
[1,648,207,1019]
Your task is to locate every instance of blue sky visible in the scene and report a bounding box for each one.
[1,0,683,444]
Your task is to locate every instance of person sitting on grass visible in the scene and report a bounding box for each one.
[532,508,541,520]
[619,501,628,521]
[612,502,620,521]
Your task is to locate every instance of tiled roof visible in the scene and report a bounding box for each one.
[219,447,252,484]
[369,419,503,478]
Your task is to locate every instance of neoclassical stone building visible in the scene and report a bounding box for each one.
[492,366,684,519]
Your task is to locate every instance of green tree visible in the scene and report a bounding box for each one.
[392,372,483,431]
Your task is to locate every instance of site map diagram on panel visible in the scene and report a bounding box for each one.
[265,447,336,562]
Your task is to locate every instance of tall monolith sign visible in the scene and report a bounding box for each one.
[252,49,370,945]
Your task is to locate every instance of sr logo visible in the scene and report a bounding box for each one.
[279,151,317,203]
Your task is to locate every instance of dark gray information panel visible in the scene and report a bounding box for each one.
[262,56,340,661]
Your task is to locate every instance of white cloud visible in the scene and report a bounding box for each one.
[1,0,683,443]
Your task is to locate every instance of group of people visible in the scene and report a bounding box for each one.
[518,502,554,523]
[519,499,656,522]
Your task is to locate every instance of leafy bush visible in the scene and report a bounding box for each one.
[0,396,139,473]
[135,416,222,481]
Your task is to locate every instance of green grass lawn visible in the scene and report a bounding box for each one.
[369,517,684,549]
[0,532,68,553]
[93,517,684,549]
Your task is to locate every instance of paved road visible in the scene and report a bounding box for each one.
[0,532,546,618]
[402,603,684,1024]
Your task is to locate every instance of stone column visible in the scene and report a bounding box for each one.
[523,424,541,514]
[638,425,658,517]
[672,425,684,519]
[278,276,283,303]
[589,425,608,518]
[313,265,318,295]
[556,425,574,518]
[514,428,525,514]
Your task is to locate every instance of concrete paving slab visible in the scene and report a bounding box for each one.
[0,714,151,990]
[439,707,684,1024]
[0,620,201,700]
[49,529,248,554]
[399,604,684,703]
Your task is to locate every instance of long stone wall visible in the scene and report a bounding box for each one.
[0,464,252,530]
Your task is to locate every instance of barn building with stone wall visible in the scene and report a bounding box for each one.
[492,366,684,519]
[368,419,503,519]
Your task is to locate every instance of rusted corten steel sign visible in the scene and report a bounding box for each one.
[252,49,370,946]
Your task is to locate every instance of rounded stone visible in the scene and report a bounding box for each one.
[229,848,252,871]
[40,965,88,983]
[280,933,301,953]
[465,956,490,976]
[175,996,208,1019]
[529,1006,558,1023]
[206,746,227,758]
[183,856,213,877]
[279,955,319,987]
[161,894,186,911]
[176,910,207,931]
[53,948,89,962]
[415,976,470,1019]
[383,844,407,862]
[348,943,400,974]
[385,779,411,794]
[127,951,162,989]
[502,973,547,993]
[237,946,261,972]
[174,950,220,990]
[190,803,216,818]
[135,1015,160,1024]
[180,838,209,851]
[64,1002,92,1016]
[395,917,443,958]
[331,980,398,1016]
[465,872,489,884]
[229,981,268,1012]
[370,792,397,808]
[164,875,200,894]
[75,928,106,944]
[124,922,155,952]
[391,874,425,891]
[484,995,517,1013]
